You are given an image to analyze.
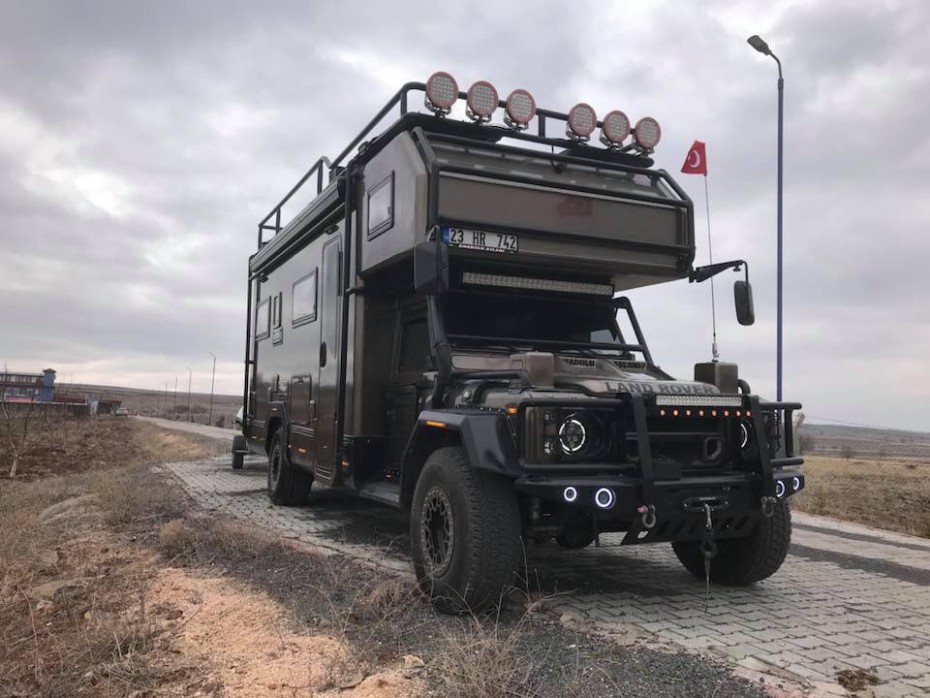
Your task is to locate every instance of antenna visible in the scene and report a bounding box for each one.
[704,174,719,361]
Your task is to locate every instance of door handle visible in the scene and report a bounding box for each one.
[319,342,327,367]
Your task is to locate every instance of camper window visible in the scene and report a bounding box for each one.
[255,298,271,340]
[367,173,394,239]
[292,270,318,326]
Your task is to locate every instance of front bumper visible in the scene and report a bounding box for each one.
[515,468,803,544]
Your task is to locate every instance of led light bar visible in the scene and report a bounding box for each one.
[466,80,499,121]
[504,88,536,129]
[462,271,615,296]
[425,71,458,114]
[654,394,743,407]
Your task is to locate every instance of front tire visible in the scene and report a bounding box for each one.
[267,431,312,505]
[410,447,522,614]
[672,501,792,586]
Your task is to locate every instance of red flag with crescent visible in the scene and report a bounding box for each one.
[681,140,707,175]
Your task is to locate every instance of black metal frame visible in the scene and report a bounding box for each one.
[255,82,692,249]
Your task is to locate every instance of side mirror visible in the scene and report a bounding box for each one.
[734,280,755,326]
[414,240,449,295]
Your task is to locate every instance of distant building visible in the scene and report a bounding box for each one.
[0,368,56,403]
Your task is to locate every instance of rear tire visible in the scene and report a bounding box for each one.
[672,501,792,586]
[410,447,522,614]
[267,431,312,505]
[231,435,246,470]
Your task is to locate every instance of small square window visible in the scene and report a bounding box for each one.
[292,270,318,326]
[255,298,271,340]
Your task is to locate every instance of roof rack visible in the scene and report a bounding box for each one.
[257,82,655,247]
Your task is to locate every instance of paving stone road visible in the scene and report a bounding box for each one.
[150,417,930,698]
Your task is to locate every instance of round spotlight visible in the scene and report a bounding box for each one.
[633,116,662,150]
[600,110,631,147]
[466,80,499,121]
[425,71,458,114]
[559,415,587,454]
[505,88,536,129]
[563,486,578,503]
[792,476,801,491]
[775,480,786,498]
[594,488,616,509]
[566,103,597,140]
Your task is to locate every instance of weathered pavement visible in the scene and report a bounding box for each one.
[152,420,930,698]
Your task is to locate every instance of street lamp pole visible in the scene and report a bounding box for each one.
[186,367,192,422]
[208,352,216,426]
[748,34,785,402]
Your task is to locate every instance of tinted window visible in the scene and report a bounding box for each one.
[443,292,622,349]
[292,271,317,325]
[367,174,394,239]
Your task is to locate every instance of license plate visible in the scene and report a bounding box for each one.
[441,226,518,253]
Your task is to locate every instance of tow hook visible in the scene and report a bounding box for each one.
[761,496,776,518]
[637,504,657,530]
[701,503,717,609]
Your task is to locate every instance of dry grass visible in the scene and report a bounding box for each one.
[433,614,536,698]
[0,419,223,697]
[793,455,930,537]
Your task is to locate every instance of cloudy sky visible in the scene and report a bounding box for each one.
[1,0,928,430]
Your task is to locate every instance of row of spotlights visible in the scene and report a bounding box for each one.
[425,72,661,150]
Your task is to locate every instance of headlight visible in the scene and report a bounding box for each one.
[523,407,614,463]
[739,420,752,451]
[559,414,587,454]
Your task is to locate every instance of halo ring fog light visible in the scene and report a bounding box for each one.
[775,480,786,498]
[792,477,801,491]
[559,415,587,454]
[563,486,578,503]
[594,488,615,509]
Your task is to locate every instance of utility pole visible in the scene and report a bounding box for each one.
[186,367,192,422]
[208,352,216,426]
[173,376,178,416]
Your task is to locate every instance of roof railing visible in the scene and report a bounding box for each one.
[257,82,654,248]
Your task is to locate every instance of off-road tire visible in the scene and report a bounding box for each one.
[672,501,792,586]
[231,435,246,470]
[410,447,522,614]
[267,431,312,505]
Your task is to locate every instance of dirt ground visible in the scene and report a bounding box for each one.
[793,455,930,537]
[1,418,772,698]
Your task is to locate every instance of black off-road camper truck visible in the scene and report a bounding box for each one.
[234,74,804,611]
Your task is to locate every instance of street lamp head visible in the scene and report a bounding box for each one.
[748,34,771,56]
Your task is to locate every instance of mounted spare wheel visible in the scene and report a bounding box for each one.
[267,431,312,505]
[672,500,792,585]
[410,447,523,614]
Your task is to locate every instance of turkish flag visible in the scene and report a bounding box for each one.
[681,140,707,175]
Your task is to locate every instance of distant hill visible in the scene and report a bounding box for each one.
[802,422,930,460]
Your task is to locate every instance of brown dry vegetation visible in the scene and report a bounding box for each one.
[0,418,770,698]
[793,455,930,537]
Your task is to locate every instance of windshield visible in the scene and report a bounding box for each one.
[442,291,633,354]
